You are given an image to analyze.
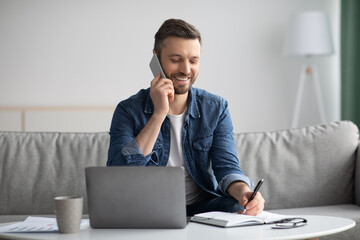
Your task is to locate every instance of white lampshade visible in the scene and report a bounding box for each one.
[283,11,334,56]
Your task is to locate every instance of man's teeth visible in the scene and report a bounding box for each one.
[175,77,189,81]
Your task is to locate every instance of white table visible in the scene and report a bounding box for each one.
[0,215,355,240]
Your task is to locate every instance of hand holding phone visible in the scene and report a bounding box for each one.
[149,54,174,115]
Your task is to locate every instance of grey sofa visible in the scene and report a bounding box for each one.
[0,121,359,239]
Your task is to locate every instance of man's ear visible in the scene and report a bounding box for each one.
[153,49,156,54]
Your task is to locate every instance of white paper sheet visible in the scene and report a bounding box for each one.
[0,216,89,233]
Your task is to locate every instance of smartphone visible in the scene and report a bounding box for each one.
[149,54,166,78]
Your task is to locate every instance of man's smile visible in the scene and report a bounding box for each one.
[175,76,190,81]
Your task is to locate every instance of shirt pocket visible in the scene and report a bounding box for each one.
[193,135,213,151]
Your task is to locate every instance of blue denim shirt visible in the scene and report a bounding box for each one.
[107,87,254,197]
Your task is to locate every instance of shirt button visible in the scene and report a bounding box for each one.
[165,128,168,134]
[165,151,169,155]
[152,152,158,163]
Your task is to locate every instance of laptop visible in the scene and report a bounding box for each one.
[85,166,187,229]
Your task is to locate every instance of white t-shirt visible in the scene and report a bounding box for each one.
[167,111,205,205]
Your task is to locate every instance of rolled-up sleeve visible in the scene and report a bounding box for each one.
[217,173,254,195]
[121,139,151,164]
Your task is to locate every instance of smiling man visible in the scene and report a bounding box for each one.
[107,19,265,216]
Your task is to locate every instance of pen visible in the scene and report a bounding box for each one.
[243,178,264,214]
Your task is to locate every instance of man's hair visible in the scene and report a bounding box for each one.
[154,19,202,58]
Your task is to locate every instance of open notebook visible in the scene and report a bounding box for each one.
[191,211,293,228]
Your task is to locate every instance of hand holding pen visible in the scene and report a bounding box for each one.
[242,178,264,214]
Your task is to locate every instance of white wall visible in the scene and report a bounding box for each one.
[0,0,340,133]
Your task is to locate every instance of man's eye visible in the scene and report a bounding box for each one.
[171,59,180,63]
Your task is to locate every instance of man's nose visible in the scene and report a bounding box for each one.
[179,61,191,75]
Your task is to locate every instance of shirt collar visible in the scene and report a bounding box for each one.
[187,87,200,119]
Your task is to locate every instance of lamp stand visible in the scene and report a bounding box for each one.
[291,62,326,128]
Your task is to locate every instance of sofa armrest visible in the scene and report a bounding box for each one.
[355,141,360,206]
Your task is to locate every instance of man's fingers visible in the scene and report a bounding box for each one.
[239,191,252,207]
[149,74,174,116]
[168,90,174,102]
[156,79,174,92]
[244,192,265,215]
[153,78,174,99]
[150,77,174,106]
[152,77,173,89]
[245,201,264,216]
[150,73,162,87]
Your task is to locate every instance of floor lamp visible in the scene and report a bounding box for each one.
[284,11,334,128]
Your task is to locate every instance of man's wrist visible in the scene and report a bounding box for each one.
[227,181,251,201]
[151,112,167,122]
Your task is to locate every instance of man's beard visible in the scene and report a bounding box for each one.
[171,74,197,95]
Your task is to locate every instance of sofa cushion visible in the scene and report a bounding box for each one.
[234,121,359,210]
[0,132,109,215]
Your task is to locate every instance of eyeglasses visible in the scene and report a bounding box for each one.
[272,218,307,229]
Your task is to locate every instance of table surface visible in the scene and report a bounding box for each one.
[0,215,355,240]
